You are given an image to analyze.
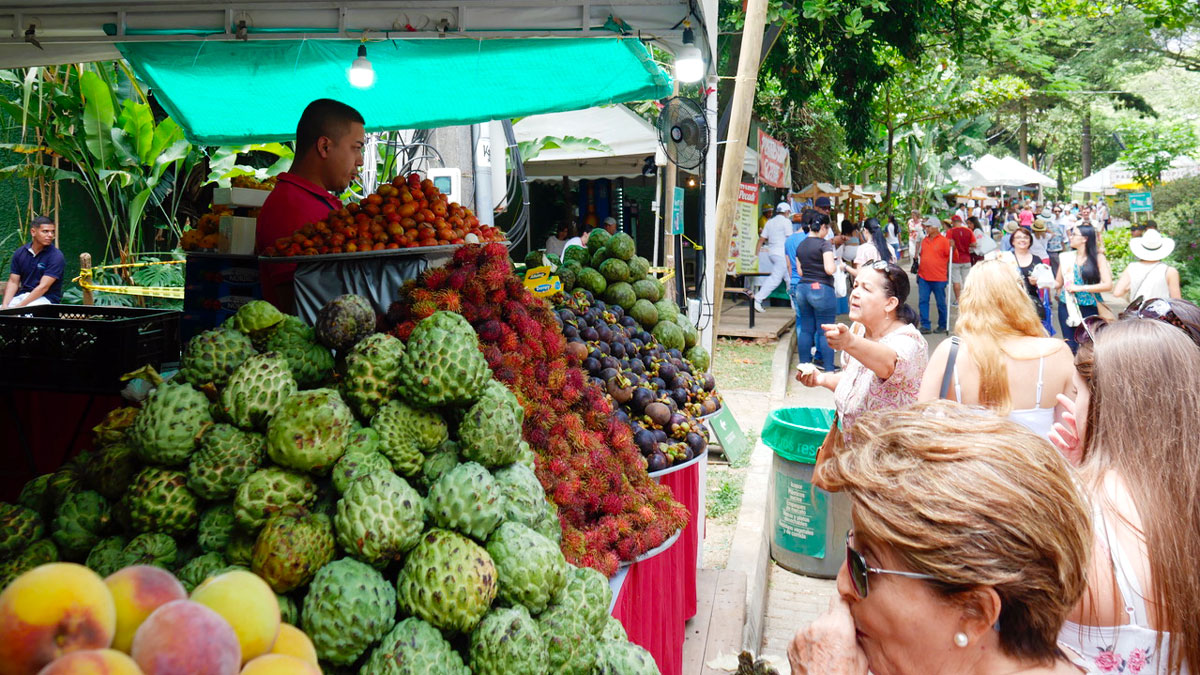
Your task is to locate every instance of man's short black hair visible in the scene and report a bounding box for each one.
[30,215,54,229]
[295,99,365,158]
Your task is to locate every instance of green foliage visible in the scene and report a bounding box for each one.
[1118,119,1198,188]
[1159,197,1200,300]
[205,143,293,186]
[1102,228,1133,277]
[515,136,611,164]
[706,477,744,519]
[1147,175,1200,215]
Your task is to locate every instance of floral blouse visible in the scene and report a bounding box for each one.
[833,323,928,438]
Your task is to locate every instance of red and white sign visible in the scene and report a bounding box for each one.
[757,130,791,189]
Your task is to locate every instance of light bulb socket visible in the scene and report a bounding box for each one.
[682,25,695,47]
[357,43,368,58]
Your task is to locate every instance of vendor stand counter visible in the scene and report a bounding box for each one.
[609,455,703,675]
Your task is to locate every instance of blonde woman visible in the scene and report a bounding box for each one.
[789,402,1091,675]
[1056,319,1200,674]
[918,260,1075,438]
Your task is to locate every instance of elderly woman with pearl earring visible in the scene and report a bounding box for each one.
[788,402,1092,675]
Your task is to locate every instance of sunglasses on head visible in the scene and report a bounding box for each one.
[1121,297,1200,347]
[868,260,892,272]
[1073,314,1109,347]
[845,531,938,599]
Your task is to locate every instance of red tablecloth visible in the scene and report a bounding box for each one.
[611,459,702,675]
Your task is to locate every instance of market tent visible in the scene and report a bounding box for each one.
[119,38,670,145]
[962,154,1055,189]
[515,104,755,180]
[1071,157,1200,193]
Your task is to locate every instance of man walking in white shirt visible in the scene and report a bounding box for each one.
[753,201,795,312]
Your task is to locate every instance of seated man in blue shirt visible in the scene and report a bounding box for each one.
[3,216,65,309]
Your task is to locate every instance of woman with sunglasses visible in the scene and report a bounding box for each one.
[1048,318,1200,675]
[916,260,1075,439]
[789,402,1091,675]
[1055,224,1112,353]
[796,262,927,443]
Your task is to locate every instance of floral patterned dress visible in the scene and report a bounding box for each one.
[833,323,928,440]
[1058,506,1178,674]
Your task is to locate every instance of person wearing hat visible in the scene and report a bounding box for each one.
[799,196,833,231]
[917,216,951,333]
[1030,218,1050,261]
[602,216,619,236]
[1113,229,1181,301]
[759,205,774,232]
[753,201,796,312]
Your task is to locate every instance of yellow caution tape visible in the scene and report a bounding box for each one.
[73,260,185,300]
[648,266,676,283]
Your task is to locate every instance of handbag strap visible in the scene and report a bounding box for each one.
[938,336,961,400]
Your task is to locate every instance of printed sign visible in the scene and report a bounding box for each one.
[670,187,685,235]
[731,183,760,275]
[757,130,791,189]
[1129,192,1153,213]
[773,472,829,558]
[708,405,749,465]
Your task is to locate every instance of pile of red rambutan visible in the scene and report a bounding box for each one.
[387,244,688,575]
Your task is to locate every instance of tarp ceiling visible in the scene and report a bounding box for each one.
[119,38,671,145]
[1071,156,1200,193]
[951,154,1055,189]
[514,104,755,180]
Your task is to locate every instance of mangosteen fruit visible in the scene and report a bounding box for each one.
[599,367,620,382]
[629,359,646,375]
[702,373,716,391]
[600,356,620,372]
[650,377,667,391]
[647,451,669,472]
[634,429,657,455]
[563,325,579,339]
[597,326,613,343]
[701,398,718,415]
[582,357,601,374]
[645,401,672,427]
[581,327,599,342]
[685,431,707,456]
[607,377,634,404]
[631,387,655,414]
[565,340,588,362]
[671,388,689,407]
[658,363,678,382]
[652,429,669,444]
[621,316,638,329]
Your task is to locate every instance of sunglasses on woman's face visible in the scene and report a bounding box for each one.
[845,531,938,599]
[1121,297,1200,347]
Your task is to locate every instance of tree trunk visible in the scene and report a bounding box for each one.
[885,125,895,219]
[1081,104,1093,179]
[1019,101,1029,164]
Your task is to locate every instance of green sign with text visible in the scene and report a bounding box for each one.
[670,187,685,235]
[708,405,749,465]
[1129,192,1153,212]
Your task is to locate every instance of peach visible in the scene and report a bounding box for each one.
[105,566,187,653]
[239,654,320,675]
[35,649,142,675]
[268,624,318,667]
[0,562,116,675]
[190,571,280,663]
[130,600,240,675]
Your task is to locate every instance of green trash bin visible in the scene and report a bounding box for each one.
[761,407,852,578]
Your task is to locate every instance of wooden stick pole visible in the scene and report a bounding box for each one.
[711,0,769,335]
[80,253,93,306]
[662,80,681,302]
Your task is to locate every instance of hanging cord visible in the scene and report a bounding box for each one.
[500,119,531,248]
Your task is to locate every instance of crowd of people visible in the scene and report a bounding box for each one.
[772,198,1196,675]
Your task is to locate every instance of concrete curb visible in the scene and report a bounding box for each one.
[727,332,794,653]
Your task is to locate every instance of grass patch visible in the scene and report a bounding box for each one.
[706,467,747,520]
[712,338,777,392]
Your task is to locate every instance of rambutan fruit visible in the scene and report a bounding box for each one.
[477,319,504,343]
[453,244,480,265]
[410,300,438,321]
[483,242,509,260]
[423,267,450,289]
[433,289,462,313]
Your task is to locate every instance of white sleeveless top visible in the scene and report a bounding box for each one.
[1058,505,1180,674]
[950,342,1055,438]
[1125,262,1172,302]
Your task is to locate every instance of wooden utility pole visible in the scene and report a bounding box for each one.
[711,0,769,333]
[661,81,681,302]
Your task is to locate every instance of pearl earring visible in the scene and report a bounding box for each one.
[954,632,969,648]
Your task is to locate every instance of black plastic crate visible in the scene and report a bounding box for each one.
[0,305,180,393]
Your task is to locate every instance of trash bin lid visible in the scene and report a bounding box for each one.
[762,407,836,463]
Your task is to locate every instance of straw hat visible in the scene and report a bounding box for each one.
[1130,230,1175,261]
[1031,219,1048,233]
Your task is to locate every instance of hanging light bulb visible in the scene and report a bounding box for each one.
[348,43,375,88]
[674,22,704,83]
[687,176,697,187]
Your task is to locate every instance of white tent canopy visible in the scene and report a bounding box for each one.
[964,154,1055,189]
[515,104,755,180]
[1071,156,1200,193]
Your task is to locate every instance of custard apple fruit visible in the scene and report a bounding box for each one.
[180,327,257,387]
[396,529,498,634]
[302,557,397,666]
[262,315,335,388]
[129,381,213,466]
[17,474,53,518]
[468,605,548,675]
[340,333,404,419]
[334,471,424,565]
[225,529,257,566]
[125,467,199,536]
[361,617,470,675]
[600,615,628,642]
[0,539,57,589]
[594,641,659,674]
[539,603,598,674]
[197,503,236,553]
[83,442,138,501]
[84,535,127,578]
[0,502,44,556]
[419,441,460,492]
[330,451,392,494]
[277,593,299,625]
[251,506,335,593]
[51,490,111,559]
[218,352,297,431]
[227,300,285,339]
[554,565,613,630]
[176,551,228,592]
[492,463,550,531]
[370,400,424,477]
[458,381,523,467]
[234,467,318,531]
[486,521,568,614]
[187,424,265,500]
[425,462,505,542]
[266,388,354,475]
[315,294,376,351]
[396,311,491,408]
[121,532,178,569]
[345,427,381,455]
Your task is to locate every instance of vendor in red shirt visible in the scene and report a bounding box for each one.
[257,98,366,312]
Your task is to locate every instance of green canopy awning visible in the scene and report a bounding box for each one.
[119,38,671,145]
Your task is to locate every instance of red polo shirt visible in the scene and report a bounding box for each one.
[947,225,975,264]
[918,232,951,282]
[256,172,342,307]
